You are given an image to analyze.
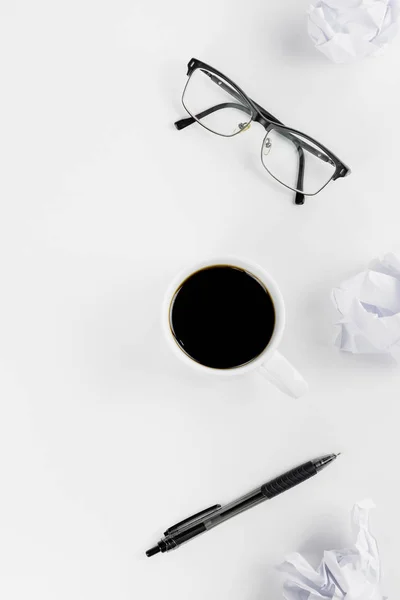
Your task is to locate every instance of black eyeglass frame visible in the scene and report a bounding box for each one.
[174,58,351,205]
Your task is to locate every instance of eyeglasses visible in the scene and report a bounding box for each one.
[174,58,351,205]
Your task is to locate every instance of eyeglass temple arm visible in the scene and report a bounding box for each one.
[174,102,251,130]
[294,146,305,205]
[175,103,319,160]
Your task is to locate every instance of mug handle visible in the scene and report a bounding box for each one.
[258,351,308,398]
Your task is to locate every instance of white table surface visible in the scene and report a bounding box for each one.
[1,1,400,598]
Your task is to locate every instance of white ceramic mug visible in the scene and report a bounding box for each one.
[162,257,308,398]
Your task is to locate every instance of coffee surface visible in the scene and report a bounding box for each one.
[170,265,275,369]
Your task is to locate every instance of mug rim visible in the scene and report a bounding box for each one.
[162,257,286,376]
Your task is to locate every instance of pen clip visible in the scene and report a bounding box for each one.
[164,504,221,536]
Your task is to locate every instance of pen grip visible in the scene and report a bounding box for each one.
[261,461,316,499]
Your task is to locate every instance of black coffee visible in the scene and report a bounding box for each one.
[170,265,275,369]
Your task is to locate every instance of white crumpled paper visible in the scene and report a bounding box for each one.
[332,253,400,360]
[308,0,400,63]
[279,499,386,600]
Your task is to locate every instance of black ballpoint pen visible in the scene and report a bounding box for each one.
[145,453,340,557]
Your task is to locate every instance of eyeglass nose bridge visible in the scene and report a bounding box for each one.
[253,113,270,128]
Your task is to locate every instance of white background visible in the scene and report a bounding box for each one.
[1,1,399,598]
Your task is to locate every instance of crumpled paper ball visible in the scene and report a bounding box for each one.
[308,0,400,63]
[279,499,386,600]
[332,253,400,360]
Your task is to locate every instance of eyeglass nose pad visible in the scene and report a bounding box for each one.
[263,137,272,155]
[233,122,251,135]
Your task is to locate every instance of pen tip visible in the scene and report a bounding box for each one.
[336,452,342,458]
